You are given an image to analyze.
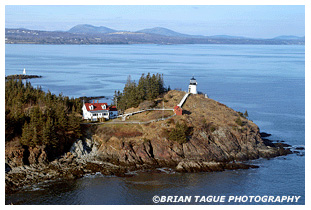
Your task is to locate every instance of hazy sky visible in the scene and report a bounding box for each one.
[5,5,305,38]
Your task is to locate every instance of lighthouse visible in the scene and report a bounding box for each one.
[188,76,198,94]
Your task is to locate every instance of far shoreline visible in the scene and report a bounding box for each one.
[5,74,42,80]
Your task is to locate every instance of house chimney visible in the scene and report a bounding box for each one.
[93,100,95,103]
[97,100,99,103]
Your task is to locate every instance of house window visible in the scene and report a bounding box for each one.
[101,105,106,109]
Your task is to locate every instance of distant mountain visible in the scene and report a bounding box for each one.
[136,27,192,38]
[68,24,117,34]
[5,27,305,45]
[272,35,305,40]
[209,35,248,39]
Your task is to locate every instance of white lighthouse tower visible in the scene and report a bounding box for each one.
[188,76,198,94]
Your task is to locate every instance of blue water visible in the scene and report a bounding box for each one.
[5,44,305,205]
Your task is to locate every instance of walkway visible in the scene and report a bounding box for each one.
[177,92,189,107]
[117,108,174,121]
[82,113,176,125]
[82,92,189,125]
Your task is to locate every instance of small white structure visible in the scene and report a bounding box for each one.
[188,76,198,94]
[23,68,26,75]
[82,102,118,121]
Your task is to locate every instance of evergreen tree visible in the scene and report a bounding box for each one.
[31,127,39,146]
[5,79,83,160]
[114,73,167,111]
[244,110,249,118]
[21,122,31,146]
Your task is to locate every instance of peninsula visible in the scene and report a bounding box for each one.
[5,75,296,193]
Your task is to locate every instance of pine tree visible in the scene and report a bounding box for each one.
[114,73,167,111]
[68,111,82,139]
[31,127,39,146]
[244,110,249,118]
[21,122,31,146]
[137,73,146,102]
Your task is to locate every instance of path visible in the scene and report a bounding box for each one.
[82,113,176,125]
[177,92,189,107]
[82,92,190,125]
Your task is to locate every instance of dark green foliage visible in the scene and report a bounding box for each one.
[237,110,249,119]
[235,117,244,126]
[237,111,244,117]
[209,125,217,132]
[197,119,217,133]
[114,73,167,111]
[244,110,249,118]
[5,79,82,159]
[168,122,192,144]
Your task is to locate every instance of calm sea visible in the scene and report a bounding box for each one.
[5,44,305,205]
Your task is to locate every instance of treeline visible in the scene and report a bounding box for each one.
[5,74,42,80]
[113,73,168,111]
[5,79,82,160]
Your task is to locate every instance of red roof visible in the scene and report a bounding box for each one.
[85,103,109,111]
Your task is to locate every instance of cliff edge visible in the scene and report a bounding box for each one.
[5,90,292,193]
[91,90,291,172]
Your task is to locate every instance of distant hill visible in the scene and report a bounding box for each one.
[136,27,193,37]
[209,35,248,39]
[272,35,305,40]
[68,24,117,34]
[5,26,305,45]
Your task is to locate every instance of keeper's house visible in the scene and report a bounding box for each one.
[82,102,118,121]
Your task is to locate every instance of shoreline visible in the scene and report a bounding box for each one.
[5,74,42,80]
[6,135,303,195]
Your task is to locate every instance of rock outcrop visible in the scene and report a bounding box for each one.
[93,124,291,170]
[5,90,293,193]
[91,90,292,171]
[5,138,132,194]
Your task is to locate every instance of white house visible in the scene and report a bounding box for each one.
[188,76,198,94]
[82,102,118,121]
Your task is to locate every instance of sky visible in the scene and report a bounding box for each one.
[5,5,305,39]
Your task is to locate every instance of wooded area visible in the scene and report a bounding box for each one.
[5,79,82,159]
[113,73,169,111]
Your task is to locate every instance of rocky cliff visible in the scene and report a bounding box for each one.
[88,90,291,172]
[5,90,294,192]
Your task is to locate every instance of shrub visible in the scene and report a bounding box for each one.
[210,125,217,132]
[235,117,244,126]
[168,122,191,144]
[196,119,216,133]
[238,112,244,117]
[237,110,249,118]
[244,110,249,118]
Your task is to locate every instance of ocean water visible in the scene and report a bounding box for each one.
[5,44,305,205]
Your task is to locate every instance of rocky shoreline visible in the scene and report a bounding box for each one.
[5,138,131,194]
[5,91,305,195]
[5,134,300,194]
